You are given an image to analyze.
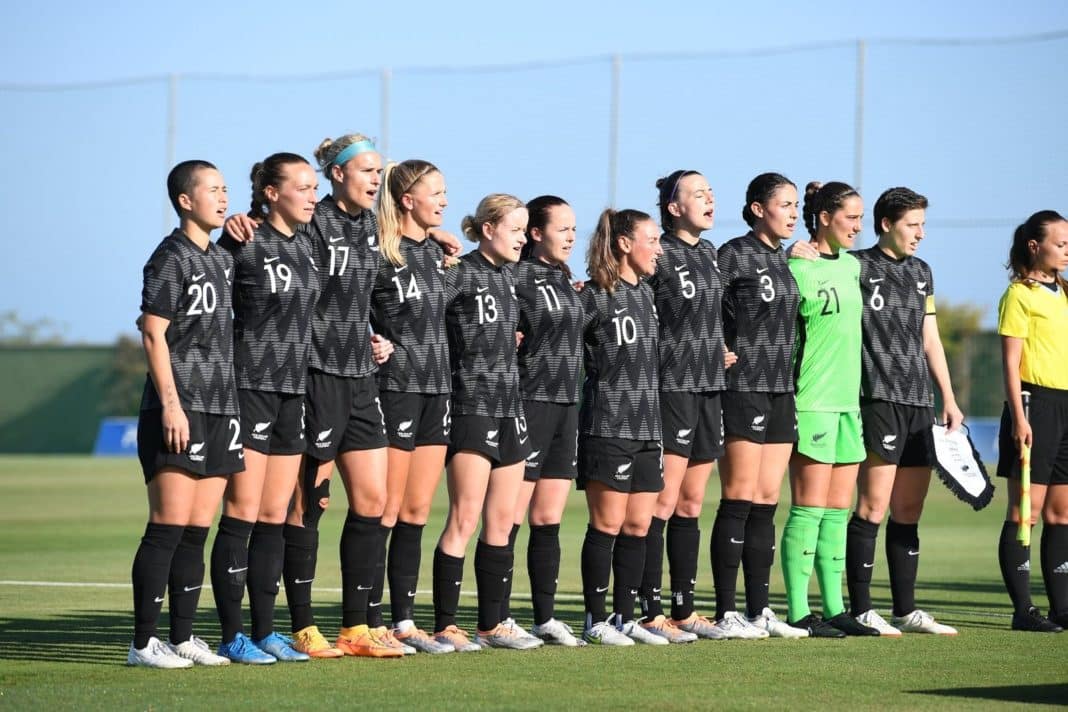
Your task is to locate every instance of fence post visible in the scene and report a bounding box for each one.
[853,40,865,194]
[380,67,392,159]
[162,73,179,236]
[608,54,621,208]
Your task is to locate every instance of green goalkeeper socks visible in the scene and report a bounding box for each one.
[815,507,849,618]
[781,505,824,622]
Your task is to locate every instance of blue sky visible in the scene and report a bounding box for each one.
[4,0,1067,342]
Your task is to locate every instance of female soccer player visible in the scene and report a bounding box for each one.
[370,160,471,653]
[637,170,737,642]
[128,160,240,668]
[503,195,585,646]
[715,172,806,638]
[432,193,542,650]
[996,209,1068,633]
[845,187,962,636]
[781,181,878,638]
[211,153,321,663]
[578,208,668,646]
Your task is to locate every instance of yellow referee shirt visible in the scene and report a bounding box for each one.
[997,280,1068,390]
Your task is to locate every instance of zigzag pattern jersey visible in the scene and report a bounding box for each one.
[515,258,583,404]
[219,222,320,394]
[853,246,936,406]
[369,237,451,394]
[647,233,727,392]
[718,231,801,393]
[305,196,380,378]
[139,230,239,415]
[789,252,862,412]
[579,279,661,440]
[444,251,523,418]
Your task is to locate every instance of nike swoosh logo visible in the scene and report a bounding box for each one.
[191,273,205,282]
[153,596,164,603]
[356,584,372,590]
[862,563,874,568]
[264,256,280,263]
[674,264,687,272]
[756,267,769,274]
[407,590,417,597]
[730,537,744,544]
[534,278,547,284]
[907,550,920,556]
[395,265,408,273]
[614,307,626,314]
[802,550,816,556]
[227,566,248,574]
[329,235,345,243]
[869,277,883,283]
[519,436,528,444]
[454,581,462,587]
[294,578,314,584]
[368,601,382,607]
[477,286,489,293]
[183,585,202,592]
[595,585,609,593]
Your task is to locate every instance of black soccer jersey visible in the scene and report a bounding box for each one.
[515,258,583,404]
[718,231,802,393]
[140,230,239,415]
[219,222,321,395]
[853,246,935,406]
[306,196,380,378]
[647,232,727,392]
[444,251,523,418]
[369,237,451,394]
[580,279,661,441]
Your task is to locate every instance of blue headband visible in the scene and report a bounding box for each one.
[332,140,377,166]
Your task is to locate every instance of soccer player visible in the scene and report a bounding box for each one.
[211,153,321,663]
[638,170,736,642]
[503,196,585,646]
[845,187,962,636]
[128,160,240,668]
[996,209,1068,633]
[716,173,807,638]
[781,181,878,638]
[370,160,473,652]
[432,193,542,651]
[578,208,667,646]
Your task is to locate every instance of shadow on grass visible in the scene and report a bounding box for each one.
[0,603,488,666]
[910,682,1068,705]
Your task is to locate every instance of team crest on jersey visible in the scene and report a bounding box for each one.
[369,234,379,251]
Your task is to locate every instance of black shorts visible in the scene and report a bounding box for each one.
[860,399,934,467]
[304,370,388,460]
[577,436,663,494]
[660,391,725,460]
[137,409,245,483]
[238,389,306,455]
[447,414,532,468]
[522,400,578,481]
[722,390,797,444]
[997,383,1068,486]
[380,391,451,450]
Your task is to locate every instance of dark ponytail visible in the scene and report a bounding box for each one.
[742,172,795,227]
[1007,210,1068,287]
[249,152,309,221]
[802,180,858,239]
[655,170,699,231]
[522,195,572,279]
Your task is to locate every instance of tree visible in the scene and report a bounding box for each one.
[0,311,66,344]
[935,301,985,414]
[104,334,145,416]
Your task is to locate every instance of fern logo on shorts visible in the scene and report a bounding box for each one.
[485,429,499,448]
[316,428,333,448]
[251,422,272,442]
[751,415,766,432]
[188,442,205,463]
[811,432,828,443]
[882,434,897,451]
[397,420,414,439]
[615,462,632,480]
[525,450,541,469]
[676,428,692,445]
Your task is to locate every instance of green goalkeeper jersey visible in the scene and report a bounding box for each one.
[789,252,863,412]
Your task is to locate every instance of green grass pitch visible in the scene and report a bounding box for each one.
[0,456,1065,710]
